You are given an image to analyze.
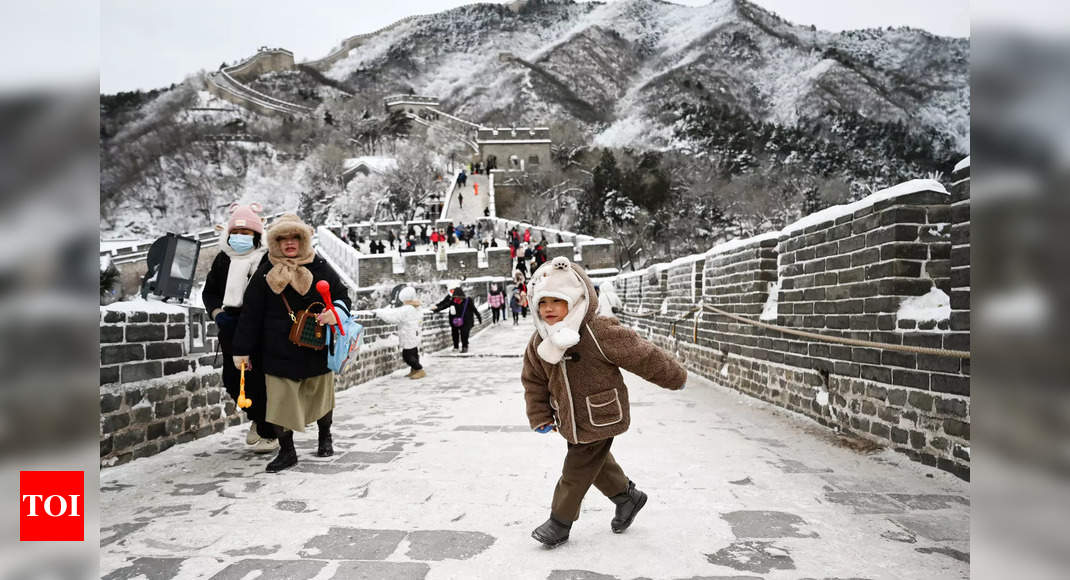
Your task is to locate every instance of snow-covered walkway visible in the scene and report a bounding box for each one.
[446,172,490,224]
[101,321,968,579]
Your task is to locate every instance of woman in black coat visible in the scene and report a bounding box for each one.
[431,287,482,353]
[201,203,275,452]
[233,214,352,473]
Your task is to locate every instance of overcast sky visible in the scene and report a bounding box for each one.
[96,0,971,94]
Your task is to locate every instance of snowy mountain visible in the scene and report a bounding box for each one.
[322,0,968,151]
[99,0,968,240]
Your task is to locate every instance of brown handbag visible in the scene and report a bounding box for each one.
[281,294,327,350]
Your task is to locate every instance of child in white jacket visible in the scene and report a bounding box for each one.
[375,286,425,379]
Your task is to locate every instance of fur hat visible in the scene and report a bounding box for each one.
[530,256,589,364]
[227,202,264,235]
[266,213,313,256]
[263,214,316,295]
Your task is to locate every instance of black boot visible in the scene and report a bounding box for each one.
[531,515,571,548]
[317,411,333,457]
[266,430,297,473]
[609,481,647,533]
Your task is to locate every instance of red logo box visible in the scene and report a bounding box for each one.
[19,471,84,541]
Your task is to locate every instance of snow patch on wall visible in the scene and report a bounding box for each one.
[896,287,950,323]
[760,281,780,321]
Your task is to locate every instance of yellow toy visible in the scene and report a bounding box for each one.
[237,361,252,409]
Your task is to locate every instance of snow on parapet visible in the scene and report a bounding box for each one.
[953,156,970,173]
[781,179,948,237]
[101,297,188,315]
[668,253,708,268]
[704,232,780,258]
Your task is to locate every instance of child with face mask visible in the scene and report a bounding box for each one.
[202,203,276,453]
[522,257,687,548]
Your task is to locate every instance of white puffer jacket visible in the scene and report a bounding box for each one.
[375,293,422,349]
[596,281,623,319]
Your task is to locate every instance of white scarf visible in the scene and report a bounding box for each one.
[219,233,266,308]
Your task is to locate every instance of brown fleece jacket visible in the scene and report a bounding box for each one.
[521,262,687,444]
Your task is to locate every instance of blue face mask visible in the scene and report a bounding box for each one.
[229,234,255,253]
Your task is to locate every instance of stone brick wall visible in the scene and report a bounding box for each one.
[578,240,617,272]
[100,295,497,468]
[100,310,200,386]
[614,179,971,480]
[446,249,480,279]
[358,255,395,287]
[99,308,231,467]
[316,223,612,288]
[317,226,521,289]
[225,49,295,83]
[476,127,552,171]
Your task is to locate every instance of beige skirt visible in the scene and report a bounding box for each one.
[265,372,335,433]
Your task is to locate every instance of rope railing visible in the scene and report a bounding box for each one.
[622,301,970,359]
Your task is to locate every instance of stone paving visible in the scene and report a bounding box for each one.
[100,320,969,579]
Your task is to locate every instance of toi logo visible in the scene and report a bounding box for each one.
[19,471,84,541]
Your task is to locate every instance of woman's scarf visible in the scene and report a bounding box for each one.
[218,230,267,307]
[265,245,315,295]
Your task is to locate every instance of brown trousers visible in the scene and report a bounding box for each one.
[551,437,630,522]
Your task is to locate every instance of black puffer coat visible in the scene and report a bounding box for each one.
[201,250,270,423]
[232,255,351,380]
[432,294,482,329]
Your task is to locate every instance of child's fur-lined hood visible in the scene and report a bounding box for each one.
[529,257,599,364]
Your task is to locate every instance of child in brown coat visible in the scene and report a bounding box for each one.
[521,257,687,547]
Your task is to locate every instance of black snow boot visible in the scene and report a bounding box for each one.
[531,515,571,548]
[317,411,334,457]
[609,481,647,533]
[266,430,297,473]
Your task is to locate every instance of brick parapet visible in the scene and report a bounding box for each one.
[99,289,499,467]
[612,177,970,479]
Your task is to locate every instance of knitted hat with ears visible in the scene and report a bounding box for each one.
[226,202,264,235]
